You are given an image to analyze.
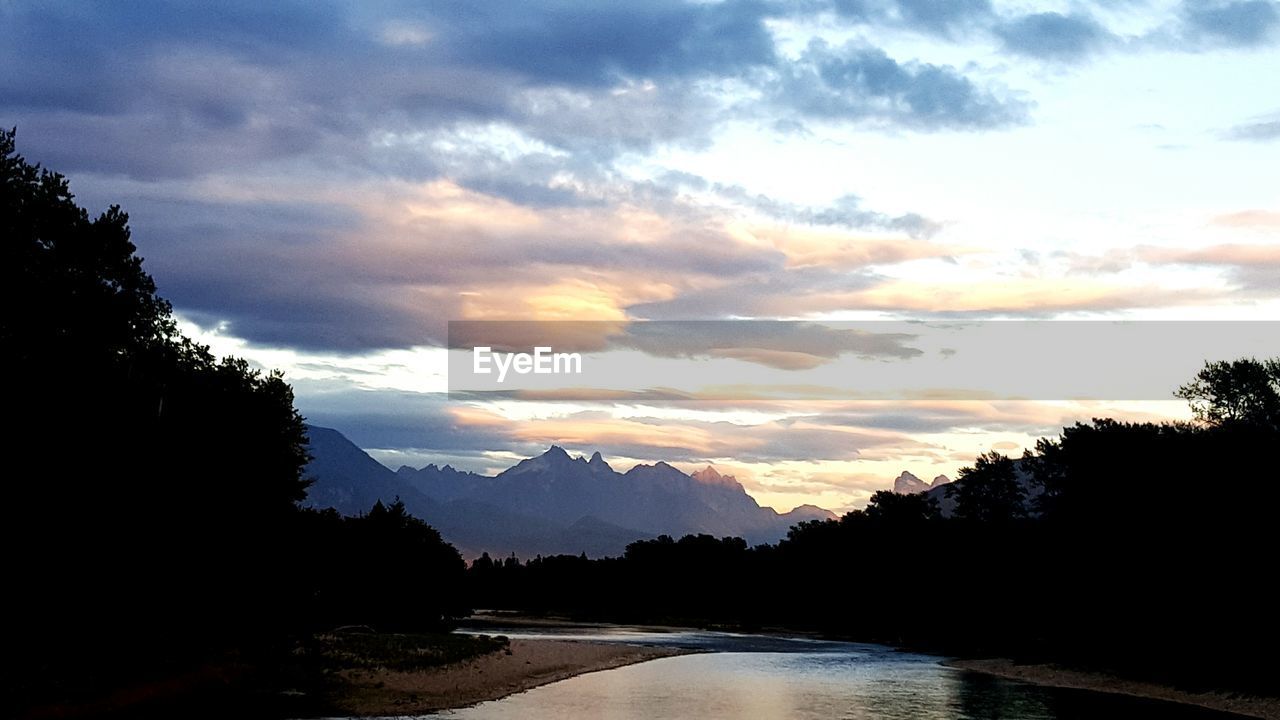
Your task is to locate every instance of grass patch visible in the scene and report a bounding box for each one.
[304,630,509,673]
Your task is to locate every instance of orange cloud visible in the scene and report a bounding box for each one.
[742,224,965,269]
[1139,243,1280,267]
[1211,210,1280,230]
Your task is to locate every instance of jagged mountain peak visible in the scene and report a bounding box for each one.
[588,451,612,472]
[894,471,930,495]
[691,465,742,488]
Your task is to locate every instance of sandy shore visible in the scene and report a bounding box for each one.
[946,658,1280,720]
[327,638,693,716]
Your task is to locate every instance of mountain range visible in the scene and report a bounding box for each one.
[302,425,834,558]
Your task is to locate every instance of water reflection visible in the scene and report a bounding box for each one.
[410,628,1246,720]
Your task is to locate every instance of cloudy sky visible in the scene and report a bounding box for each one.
[5,0,1278,511]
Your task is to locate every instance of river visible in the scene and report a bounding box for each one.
[405,626,1249,719]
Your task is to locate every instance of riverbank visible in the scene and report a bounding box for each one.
[325,638,693,716]
[946,658,1280,720]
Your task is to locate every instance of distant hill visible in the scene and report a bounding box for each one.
[303,425,834,558]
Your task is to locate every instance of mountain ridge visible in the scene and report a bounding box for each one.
[303,425,834,558]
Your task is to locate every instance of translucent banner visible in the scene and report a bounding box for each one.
[446,320,1280,401]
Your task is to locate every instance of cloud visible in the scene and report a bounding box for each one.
[1224,114,1280,141]
[447,404,928,464]
[292,383,527,463]
[1138,243,1280,292]
[423,1,778,87]
[1180,0,1280,47]
[4,0,1267,361]
[893,0,993,36]
[995,12,1116,62]
[1212,210,1280,227]
[145,179,836,349]
[807,401,1080,435]
[1139,243,1280,266]
[845,277,1223,314]
[709,185,941,237]
[0,1,777,180]
[64,167,961,353]
[616,321,924,366]
[750,227,960,268]
[829,0,994,37]
[448,320,926,370]
[772,41,1030,131]
[627,265,882,319]
[297,385,1191,481]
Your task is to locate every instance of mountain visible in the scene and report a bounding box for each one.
[893,471,930,494]
[894,465,1040,517]
[303,426,834,558]
[691,465,740,487]
[303,425,436,516]
[894,470,952,495]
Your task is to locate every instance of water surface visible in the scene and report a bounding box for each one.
[404,626,1248,720]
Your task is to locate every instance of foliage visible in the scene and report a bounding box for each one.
[1176,357,1280,430]
[948,451,1026,523]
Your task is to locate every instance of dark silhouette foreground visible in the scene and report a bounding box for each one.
[3,130,466,718]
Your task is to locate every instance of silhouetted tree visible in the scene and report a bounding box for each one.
[1176,357,1280,430]
[3,128,312,687]
[864,489,941,525]
[948,451,1026,523]
[1022,437,1068,517]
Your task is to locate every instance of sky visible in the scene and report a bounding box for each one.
[4,0,1279,512]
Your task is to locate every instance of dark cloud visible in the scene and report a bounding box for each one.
[1181,0,1280,46]
[774,41,1030,131]
[1,0,1033,184]
[428,0,778,86]
[72,193,429,351]
[995,12,1115,62]
[1,1,771,180]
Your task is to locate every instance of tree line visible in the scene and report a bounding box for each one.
[3,129,466,716]
[467,361,1280,697]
